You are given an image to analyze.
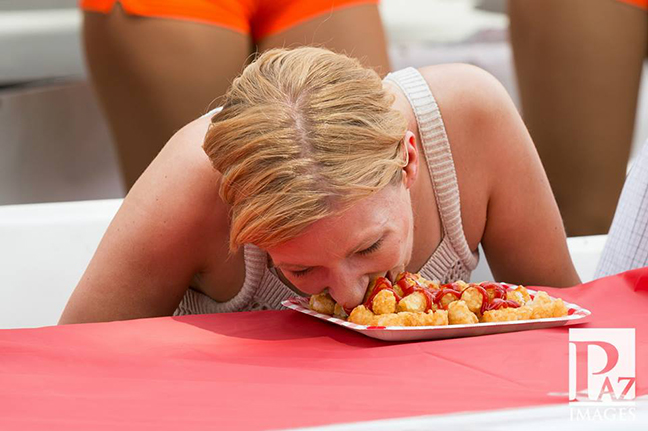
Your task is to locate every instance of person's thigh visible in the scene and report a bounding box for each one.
[84,5,253,188]
[256,3,390,76]
[509,0,647,236]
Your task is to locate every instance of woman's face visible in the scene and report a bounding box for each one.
[267,175,416,310]
[267,131,419,309]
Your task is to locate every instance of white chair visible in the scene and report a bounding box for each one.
[0,199,121,329]
[471,236,607,284]
[0,199,607,329]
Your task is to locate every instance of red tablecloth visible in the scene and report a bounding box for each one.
[1,269,647,431]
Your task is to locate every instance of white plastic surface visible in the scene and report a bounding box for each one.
[471,236,608,284]
[0,199,121,329]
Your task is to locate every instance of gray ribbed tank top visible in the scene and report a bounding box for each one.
[174,67,479,316]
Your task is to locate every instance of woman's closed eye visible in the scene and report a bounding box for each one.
[356,238,383,256]
[289,239,384,278]
[290,267,313,278]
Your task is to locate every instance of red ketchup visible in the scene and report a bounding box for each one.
[433,283,463,310]
[396,273,435,312]
[459,284,490,314]
[363,277,402,312]
[480,282,509,300]
[482,298,521,312]
[477,282,520,313]
[432,281,520,314]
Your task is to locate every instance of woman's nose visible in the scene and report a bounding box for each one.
[327,268,369,309]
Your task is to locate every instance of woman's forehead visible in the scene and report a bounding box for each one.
[301,188,399,240]
[271,211,389,256]
[267,190,402,265]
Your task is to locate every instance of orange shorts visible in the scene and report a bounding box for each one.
[80,0,380,41]
[618,0,648,9]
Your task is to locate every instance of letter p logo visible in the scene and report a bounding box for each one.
[569,328,635,403]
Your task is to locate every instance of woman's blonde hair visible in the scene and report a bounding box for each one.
[203,47,408,253]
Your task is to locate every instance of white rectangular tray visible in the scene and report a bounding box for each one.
[281,289,592,341]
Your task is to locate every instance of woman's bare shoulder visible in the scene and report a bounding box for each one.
[418,63,511,124]
[129,114,232,257]
[416,64,511,249]
[418,63,539,182]
[136,115,225,220]
[139,115,218,192]
[417,64,526,183]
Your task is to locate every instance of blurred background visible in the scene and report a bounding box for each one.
[2,0,645,207]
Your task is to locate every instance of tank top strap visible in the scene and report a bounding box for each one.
[384,67,477,271]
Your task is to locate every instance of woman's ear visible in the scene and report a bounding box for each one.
[401,130,418,189]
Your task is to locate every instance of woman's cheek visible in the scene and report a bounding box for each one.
[386,251,404,270]
[387,237,409,266]
[290,278,320,295]
[366,248,403,276]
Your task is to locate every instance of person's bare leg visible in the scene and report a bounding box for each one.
[257,3,391,76]
[509,0,647,236]
[84,5,252,188]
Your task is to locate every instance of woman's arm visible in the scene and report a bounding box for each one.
[59,117,232,324]
[423,64,580,287]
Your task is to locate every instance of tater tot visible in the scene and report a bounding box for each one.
[528,291,553,319]
[425,309,449,326]
[438,291,460,309]
[481,305,532,322]
[453,280,470,292]
[397,291,428,313]
[513,286,531,304]
[375,313,403,327]
[447,300,479,325]
[528,291,568,319]
[373,289,397,315]
[363,279,378,303]
[461,287,484,314]
[552,298,568,317]
[531,305,553,319]
[531,291,552,306]
[333,303,348,319]
[348,305,376,326]
[376,310,448,327]
[399,312,428,326]
[506,290,525,306]
[309,293,336,315]
[414,274,440,290]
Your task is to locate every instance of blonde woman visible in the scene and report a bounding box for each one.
[59,48,580,324]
